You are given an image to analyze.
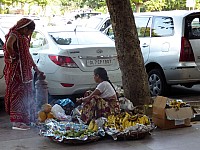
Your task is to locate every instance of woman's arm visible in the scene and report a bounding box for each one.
[78,89,101,103]
[6,35,17,58]
[26,34,42,74]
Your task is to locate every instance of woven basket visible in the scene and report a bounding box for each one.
[114,131,150,141]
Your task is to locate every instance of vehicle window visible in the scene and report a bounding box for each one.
[79,13,101,19]
[49,31,113,45]
[30,31,48,48]
[106,26,114,40]
[135,17,151,37]
[104,17,151,40]
[185,16,200,39]
[100,19,111,32]
[85,17,103,29]
[152,17,174,37]
[49,32,77,45]
[0,39,3,49]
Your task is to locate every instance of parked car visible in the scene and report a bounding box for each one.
[86,10,200,96]
[0,27,6,97]
[30,25,122,96]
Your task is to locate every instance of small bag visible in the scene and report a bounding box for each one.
[54,98,75,115]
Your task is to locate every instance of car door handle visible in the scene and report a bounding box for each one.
[32,53,38,55]
[0,56,3,58]
[142,43,149,48]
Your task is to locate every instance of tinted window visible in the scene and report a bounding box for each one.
[106,26,114,40]
[49,31,113,45]
[152,17,174,37]
[135,17,151,37]
[185,16,200,39]
[0,39,3,49]
[100,19,111,31]
[104,17,151,40]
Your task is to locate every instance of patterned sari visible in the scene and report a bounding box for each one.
[81,95,120,124]
[3,18,36,124]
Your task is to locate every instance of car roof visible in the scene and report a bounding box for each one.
[134,10,200,17]
[39,25,100,32]
[92,10,200,19]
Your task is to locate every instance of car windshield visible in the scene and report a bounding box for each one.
[49,31,113,45]
[84,17,103,29]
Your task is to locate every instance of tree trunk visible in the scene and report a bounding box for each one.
[106,0,151,106]
[135,3,141,13]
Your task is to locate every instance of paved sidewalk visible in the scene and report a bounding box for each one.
[1,109,200,150]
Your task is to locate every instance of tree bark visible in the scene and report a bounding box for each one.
[135,3,141,12]
[106,0,150,106]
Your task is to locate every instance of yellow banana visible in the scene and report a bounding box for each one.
[93,122,98,132]
[143,115,150,125]
[88,120,94,130]
[132,121,136,126]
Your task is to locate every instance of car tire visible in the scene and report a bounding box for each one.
[148,69,170,96]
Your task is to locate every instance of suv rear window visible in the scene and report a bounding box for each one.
[152,16,174,37]
[185,14,200,39]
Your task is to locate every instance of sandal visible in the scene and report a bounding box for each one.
[12,123,30,130]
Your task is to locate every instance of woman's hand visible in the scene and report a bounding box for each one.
[76,97,90,104]
[76,98,83,104]
[33,65,43,75]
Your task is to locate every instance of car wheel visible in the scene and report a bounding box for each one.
[148,69,170,96]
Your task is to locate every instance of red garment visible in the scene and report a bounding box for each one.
[3,18,36,124]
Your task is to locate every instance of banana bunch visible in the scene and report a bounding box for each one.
[169,100,186,110]
[88,119,98,132]
[105,112,150,131]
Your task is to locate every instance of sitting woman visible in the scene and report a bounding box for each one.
[77,67,120,124]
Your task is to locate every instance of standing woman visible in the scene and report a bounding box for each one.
[3,18,42,130]
[77,67,120,124]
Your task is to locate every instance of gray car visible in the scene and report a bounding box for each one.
[86,10,200,96]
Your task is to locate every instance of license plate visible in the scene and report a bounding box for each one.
[86,59,112,66]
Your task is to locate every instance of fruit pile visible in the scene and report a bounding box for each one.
[104,112,150,132]
[53,129,95,138]
[38,104,55,122]
[43,121,98,140]
[167,99,187,110]
[88,120,99,132]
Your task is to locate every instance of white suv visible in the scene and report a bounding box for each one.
[85,10,200,96]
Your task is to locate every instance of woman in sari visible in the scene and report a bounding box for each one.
[3,18,42,130]
[77,67,120,124]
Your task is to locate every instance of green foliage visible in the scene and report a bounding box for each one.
[142,0,187,12]
[95,6,107,13]
[81,0,106,9]
[34,0,48,6]
[143,0,166,11]
[131,0,147,4]
[163,0,187,10]
[195,0,200,10]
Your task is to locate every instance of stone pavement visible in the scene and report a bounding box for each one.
[1,108,200,150]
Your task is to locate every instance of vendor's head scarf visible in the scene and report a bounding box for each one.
[5,18,35,40]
